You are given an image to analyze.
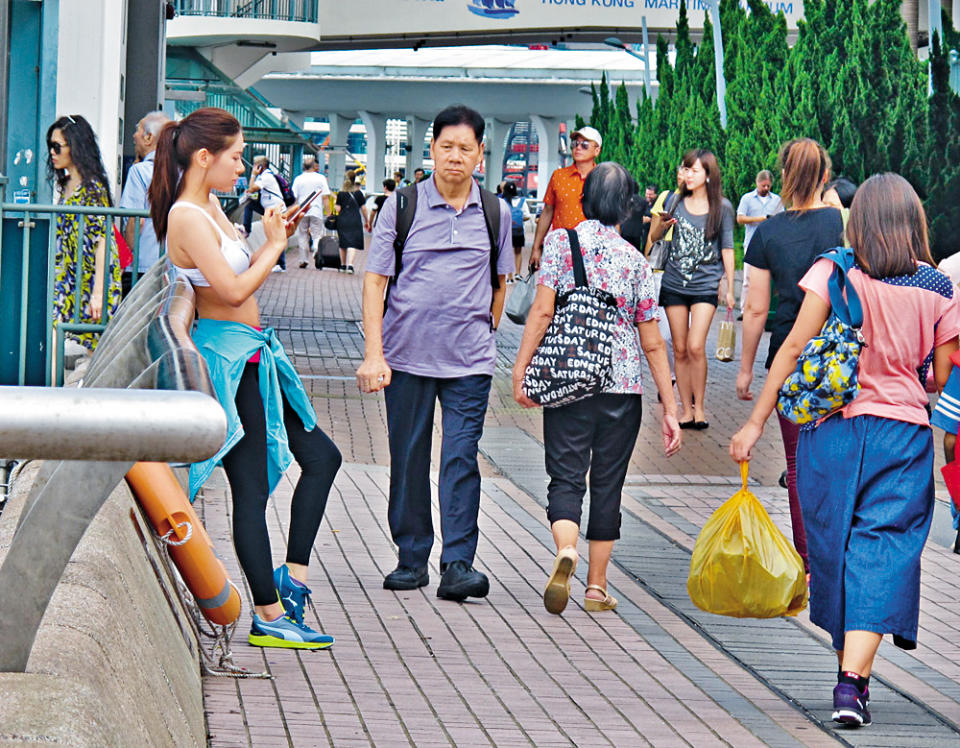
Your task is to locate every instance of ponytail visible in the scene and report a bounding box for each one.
[149,107,241,241]
[778,138,830,210]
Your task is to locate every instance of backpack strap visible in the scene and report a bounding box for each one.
[478,187,502,290]
[387,183,501,310]
[392,183,419,280]
[820,246,863,328]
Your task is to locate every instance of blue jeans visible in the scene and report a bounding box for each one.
[797,414,934,651]
[383,370,491,569]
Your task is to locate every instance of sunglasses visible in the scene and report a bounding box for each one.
[571,139,595,149]
[48,141,67,155]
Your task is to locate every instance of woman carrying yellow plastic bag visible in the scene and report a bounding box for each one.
[687,462,807,619]
[728,174,960,729]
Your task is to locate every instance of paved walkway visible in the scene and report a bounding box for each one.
[199,255,960,746]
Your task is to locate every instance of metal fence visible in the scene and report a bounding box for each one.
[173,0,319,22]
[0,263,226,672]
[0,202,150,386]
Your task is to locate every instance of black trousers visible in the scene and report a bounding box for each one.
[542,393,643,541]
[220,363,342,606]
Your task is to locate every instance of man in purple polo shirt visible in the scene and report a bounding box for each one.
[357,105,512,601]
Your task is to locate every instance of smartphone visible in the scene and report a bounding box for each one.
[285,190,320,225]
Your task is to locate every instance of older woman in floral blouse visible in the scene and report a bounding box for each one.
[512,162,682,616]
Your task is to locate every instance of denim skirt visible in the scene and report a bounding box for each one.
[796,414,934,651]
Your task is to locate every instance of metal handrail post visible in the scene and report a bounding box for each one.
[0,261,227,673]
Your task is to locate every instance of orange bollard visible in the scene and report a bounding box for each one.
[126,462,241,625]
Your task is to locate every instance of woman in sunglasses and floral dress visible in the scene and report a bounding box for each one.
[46,114,122,353]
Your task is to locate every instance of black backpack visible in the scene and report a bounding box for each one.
[386,183,501,307]
[273,171,297,207]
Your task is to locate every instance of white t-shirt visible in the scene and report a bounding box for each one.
[292,171,331,218]
[255,170,285,210]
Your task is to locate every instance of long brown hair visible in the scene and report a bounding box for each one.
[149,107,241,241]
[778,138,830,210]
[846,173,934,278]
[679,149,724,239]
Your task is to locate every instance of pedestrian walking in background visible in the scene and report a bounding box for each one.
[645,167,687,383]
[151,107,341,650]
[502,180,531,282]
[731,173,960,728]
[617,181,651,254]
[736,138,843,573]
[334,169,368,274]
[651,149,735,430]
[244,156,288,271]
[529,126,602,270]
[118,110,169,294]
[737,170,784,314]
[291,155,331,269]
[512,162,681,615]
[368,178,396,232]
[47,114,123,355]
[357,105,513,602]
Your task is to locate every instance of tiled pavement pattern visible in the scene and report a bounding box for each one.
[200,256,960,746]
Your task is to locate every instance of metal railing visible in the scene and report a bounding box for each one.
[0,201,151,386]
[173,0,319,23]
[0,263,227,672]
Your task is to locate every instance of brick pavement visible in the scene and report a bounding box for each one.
[197,257,960,746]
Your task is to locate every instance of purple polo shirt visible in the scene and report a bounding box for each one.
[367,177,513,378]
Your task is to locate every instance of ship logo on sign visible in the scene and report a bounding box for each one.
[467,0,519,19]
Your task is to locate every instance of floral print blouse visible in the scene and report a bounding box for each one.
[538,219,658,395]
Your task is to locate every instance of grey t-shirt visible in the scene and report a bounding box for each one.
[661,198,735,295]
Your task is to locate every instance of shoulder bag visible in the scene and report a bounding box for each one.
[646,191,681,271]
[522,229,618,407]
[776,247,864,425]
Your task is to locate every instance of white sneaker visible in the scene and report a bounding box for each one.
[271,265,282,273]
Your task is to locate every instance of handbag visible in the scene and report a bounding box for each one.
[323,213,338,231]
[522,229,617,407]
[776,247,864,425]
[505,271,537,325]
[113,224,133,270]
[715,308,736,362]
[646,191,680,271]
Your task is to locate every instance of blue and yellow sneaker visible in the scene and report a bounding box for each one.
[274,565,311,624]
[248,613,334,650]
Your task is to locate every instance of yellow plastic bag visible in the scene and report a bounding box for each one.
[687,462,808,618]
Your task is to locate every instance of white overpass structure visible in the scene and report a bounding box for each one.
[257,46,653,197]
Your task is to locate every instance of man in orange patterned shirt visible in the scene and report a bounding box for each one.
[529,126,602,270]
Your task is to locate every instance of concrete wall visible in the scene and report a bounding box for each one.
[0,462,206,746]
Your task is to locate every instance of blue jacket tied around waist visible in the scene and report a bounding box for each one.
[188,319,317,500]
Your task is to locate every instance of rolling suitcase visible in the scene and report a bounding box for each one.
[315,228,340,270]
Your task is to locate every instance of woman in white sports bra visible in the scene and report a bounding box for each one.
[150,107,342,650]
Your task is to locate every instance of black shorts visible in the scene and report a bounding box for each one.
[512,228,525,249]
[659,288,718,308]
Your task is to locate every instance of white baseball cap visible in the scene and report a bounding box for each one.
[571,126,603,148]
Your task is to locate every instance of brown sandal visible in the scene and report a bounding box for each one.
[543,547,578,615]
[584,584,617,612]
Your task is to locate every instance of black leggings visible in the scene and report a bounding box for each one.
[220,363,342,606]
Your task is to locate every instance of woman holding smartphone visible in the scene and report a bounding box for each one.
[150,107,342,650]
[649,149,735,429]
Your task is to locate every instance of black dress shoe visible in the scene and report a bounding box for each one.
[383,564,429,590]
[437,560,489,601]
